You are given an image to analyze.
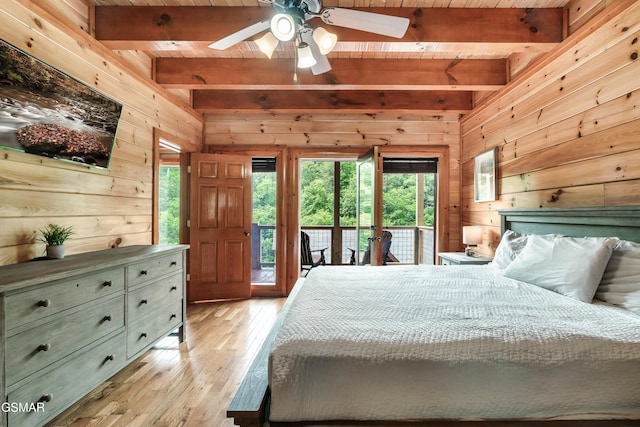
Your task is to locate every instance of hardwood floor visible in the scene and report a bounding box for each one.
[47,297,286,427]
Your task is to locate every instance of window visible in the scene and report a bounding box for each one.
[158,165,180,244]
[382,158,437,264]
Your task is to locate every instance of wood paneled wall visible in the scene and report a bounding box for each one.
[205,111,463,253]
[460,0,640,256]
[0,0,203,266]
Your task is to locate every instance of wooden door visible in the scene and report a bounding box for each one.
[189,153,252,301]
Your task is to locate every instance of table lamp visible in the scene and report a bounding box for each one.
[462,226,483,256]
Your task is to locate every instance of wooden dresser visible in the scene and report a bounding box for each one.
[0,245,188,426]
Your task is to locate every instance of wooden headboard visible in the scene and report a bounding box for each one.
[498,206,640,243]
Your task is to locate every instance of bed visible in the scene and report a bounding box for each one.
[228,206,640,427]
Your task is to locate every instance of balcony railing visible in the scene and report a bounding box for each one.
[251,224,276,270]
[251,224,435,268]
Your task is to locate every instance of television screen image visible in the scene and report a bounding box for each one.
[0,39,122,169]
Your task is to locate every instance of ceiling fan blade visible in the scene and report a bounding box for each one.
[320,8,409,39]
[208,19,271,50]
[299,28,332,75]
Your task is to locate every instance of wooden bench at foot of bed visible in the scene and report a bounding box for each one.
[227,280,296,427]
[226,355,270,427]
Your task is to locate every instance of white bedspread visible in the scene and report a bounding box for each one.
[268,265,640,422]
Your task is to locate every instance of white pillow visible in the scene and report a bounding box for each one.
[492,230,558,269]
[503,235,618,303]
[492,230,529,269]
[595,240,640,314]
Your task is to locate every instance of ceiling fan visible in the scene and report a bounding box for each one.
[208,0,410,76]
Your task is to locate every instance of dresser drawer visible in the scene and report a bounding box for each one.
[7,331,126,427]
[127,272,182,322]
[127,253,183,288]
[5,268,124,331]
[127,298,182,358]
[6,295,125,386]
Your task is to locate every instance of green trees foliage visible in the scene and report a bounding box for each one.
[252,172,277,225]
[301,161,435,227]
[339,163,357,225]
[382,173,417,225]
[422,173,436,226]
[300,161,335,226]
[159,166,180,245]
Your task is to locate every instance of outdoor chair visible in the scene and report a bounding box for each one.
[300,231,327,275]
[348,230,399,265]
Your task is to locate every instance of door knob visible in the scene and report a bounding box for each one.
[244,231,251,236]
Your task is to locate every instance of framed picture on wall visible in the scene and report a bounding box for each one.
[474,148,497,202]
[0,39,122,169]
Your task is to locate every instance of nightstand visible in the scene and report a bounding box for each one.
[438,252,493,266]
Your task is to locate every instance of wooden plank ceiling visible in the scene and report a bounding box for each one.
[92,0,569,113]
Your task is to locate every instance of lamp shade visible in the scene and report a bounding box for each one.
[312,27,337,55]
[271,14,296,41]
[297,42,317,68]
[255,32,279,58]
[462,226,483,246]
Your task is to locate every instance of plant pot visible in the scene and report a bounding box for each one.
[46,244,65,259]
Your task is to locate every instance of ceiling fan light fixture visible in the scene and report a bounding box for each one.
[271,14,296,41]
[255,32,279,58]
[312,27,337,55]
[297,42,317,68]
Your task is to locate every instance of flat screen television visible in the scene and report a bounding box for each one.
[0,39,122,169]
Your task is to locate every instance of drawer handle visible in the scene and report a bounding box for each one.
[171,261,177,266]
[140,299,148,305]
[38,394,53,403]
[170,286,177,292]
[36,343,51,352]
[170,314,177,320]
[102,315,112,322]
[140,270,148,276]
[103,280,113,287]
[140,332,148,339]
[104,354,115,362]
[37,299,51,308]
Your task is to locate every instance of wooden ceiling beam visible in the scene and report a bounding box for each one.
[155,58,507,90]
[94,7,563,50]
[192,90,473,113]
[108,40,556,57]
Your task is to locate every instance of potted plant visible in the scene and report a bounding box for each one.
[38,224,74,259]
